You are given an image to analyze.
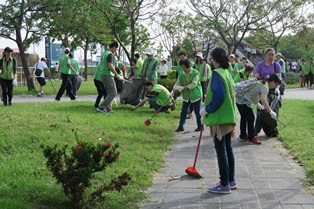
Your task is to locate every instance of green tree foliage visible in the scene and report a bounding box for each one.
[0,0,48,90]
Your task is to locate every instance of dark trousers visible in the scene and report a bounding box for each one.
[148,98,170,112]
[306,73,313,86]
[213,132,235,186]
[236,103,255,140]
[178,99,201,129]
[94,79,107,108]
[201,81,208,101]
[0,78,13,105]
[55,73,76,100]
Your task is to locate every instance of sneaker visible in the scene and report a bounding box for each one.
[159,109,170,114]
[175,127,184,132]
[248,138,262,145]
[55,99,60,102]
[8,101,12,106]
[254,132,259,136]
[209,184,231,194]
[216,181,237,190]
[186,114,192,119]
[239,136,248,142]
[97,107,107,113]
[37,93,43,97]
[105,107,114,113]
[195,127,202,132]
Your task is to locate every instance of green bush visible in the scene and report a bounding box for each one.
[167,70,177,80]
[285,72,300,84]
[158,78,177,92]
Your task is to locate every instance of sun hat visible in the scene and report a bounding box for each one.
[144,47,154,55]
[196,52,204,59]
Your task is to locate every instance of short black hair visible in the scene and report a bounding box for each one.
[179,59,190,68]
[264,73,281,84]
[109,41,119,48]
[144,81,154,87]
[135,53,140,58]
[211,48,229,69]
[69,53,73,58]
[245,65,253,73]
[178,51,186,57]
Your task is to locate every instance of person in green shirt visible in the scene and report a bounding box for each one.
[199,47,237,194]
[55,47,80,101]
[130,82,174,113]
[228,54,238,78]
[233,66,254,83]
[305,58,314,89]
[175,51,187,78]
[173,59,203,132]
[235,54,243,71]
[131,53,143,76]
[93,62,107,109]
[194,52,210,101]
[299,59,306,88]
[275,53,286,80]
[66,53,80,96]
[97,41,124,113]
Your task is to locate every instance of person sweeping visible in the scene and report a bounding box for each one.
[200,48,237,194]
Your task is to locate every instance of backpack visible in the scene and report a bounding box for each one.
[235,78,259,98]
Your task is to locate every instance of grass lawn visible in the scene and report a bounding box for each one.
[0,101,180,209]
[279,99,314,185]
[13,77,97,96]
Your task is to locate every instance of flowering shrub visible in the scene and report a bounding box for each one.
[158,78,177,92]
[285,72,300,84]
[41,140,131,209]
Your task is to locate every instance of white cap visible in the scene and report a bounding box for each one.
[144,47,154,55]
[275,53,283,58]
[196,52,204,59]
[64,47,70,52]
[229,54,235,58]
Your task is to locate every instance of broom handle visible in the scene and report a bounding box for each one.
[49,77,55,89]
[150,93,174,120]
[193,124,204,168]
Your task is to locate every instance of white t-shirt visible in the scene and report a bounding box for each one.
[291,61,297,70]
[34,61,48,78]
[158,65,167,76]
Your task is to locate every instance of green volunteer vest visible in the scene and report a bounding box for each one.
[176,65,183,75]
[151,84,172,106]
[228,62,238,79]
[117,61,124,76]
[195,61,208,82]
[178,68,202,102]
[100,50,115,77]
[59,55,71,74]
[134,58,143,76]
[69,59,80,75]
[94,63,102,81]
[280,59,286,73]
[206,64,212,80]
[300,64,306,76]
[0,58,14,80]
[142,58,158,81]
[204,68,236,126]
[305,62,314,75]
[236,61,242,70]
[233,68,248,83]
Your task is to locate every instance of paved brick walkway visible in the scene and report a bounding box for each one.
[140,89,314,209]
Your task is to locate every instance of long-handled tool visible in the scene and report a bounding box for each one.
[185,124,204,178]
[144,92,174,127]
[49,77,57,93]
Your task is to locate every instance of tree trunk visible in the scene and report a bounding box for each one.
[84,36,89,81]
[16,32,35,91]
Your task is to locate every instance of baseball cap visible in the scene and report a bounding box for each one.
[4,47,13,52]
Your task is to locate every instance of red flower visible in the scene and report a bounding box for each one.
[104,142,111,147]
[103,152,109,157]
[79,140,83,144]
[76,146,83,154]
[117,155,120,159]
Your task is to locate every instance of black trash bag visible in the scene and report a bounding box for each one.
[120,76,145,105]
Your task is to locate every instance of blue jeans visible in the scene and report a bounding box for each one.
[213,132,235,186]
[178,99,201,129]
[148,98,170,112]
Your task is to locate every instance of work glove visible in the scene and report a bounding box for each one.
[116,75,124,81]
[200,107,208,117]
[257,103,264,110]
[174,85,184,91]
[12,79,17,86]
[78,75,85,81]
[201,116,204,125]
[270,111,277,119]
